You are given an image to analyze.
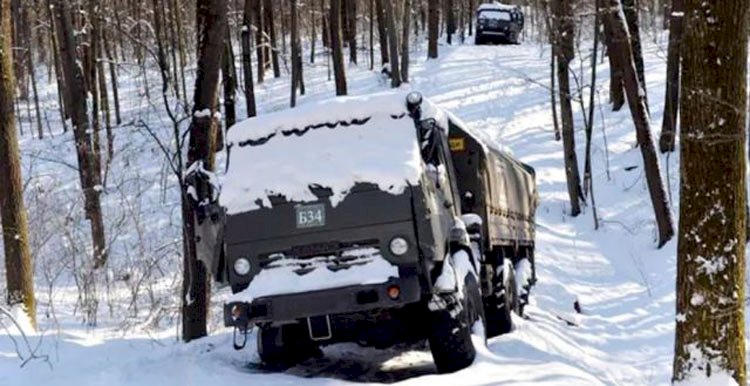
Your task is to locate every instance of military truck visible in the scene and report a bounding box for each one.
[475,2,525,45]
[189,91,538,373]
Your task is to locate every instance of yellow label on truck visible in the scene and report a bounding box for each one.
[449,137,466,152]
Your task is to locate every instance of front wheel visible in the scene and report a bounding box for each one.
[428,251,485,374]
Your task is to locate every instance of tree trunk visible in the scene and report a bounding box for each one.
[446,0,455,45]
[468,0,474,34]
[622,0,647,106]
[19,4,41,139]
[0,0,36,328]
[52,0,108,268]
[673,1,748,384]
[46,0,67,133]
[584,1,600,229]
[383,0,400,87]
[659,0,682,153]
[554,0,582,217]
[97,36,113,164]
[329,0,347,95]
[222,35,237,129]
[601,10,625,111]
[102,27,121,126]
[604,0,674,247]
[375,0,389,64]
[183,0,227,343]
[428,0,438,58]
[345,0,357,63]
[253,0,265,83]
[86,0,103,183]
[311,1,317,63]
[369,0,374,69]
[400,0,411,82]
[290,0,300,107]
[263,0,281,78]
[242,0,257,117]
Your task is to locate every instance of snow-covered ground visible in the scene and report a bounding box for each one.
[2,32,699,385]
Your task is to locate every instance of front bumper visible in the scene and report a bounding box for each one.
[480,30,509,36]
[224,275,421,328]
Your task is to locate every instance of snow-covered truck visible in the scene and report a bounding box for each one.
[189,91,538,373]
[475,2,524,44]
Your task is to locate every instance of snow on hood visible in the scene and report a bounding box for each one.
[227,247,399,303]
[221,91,438,214]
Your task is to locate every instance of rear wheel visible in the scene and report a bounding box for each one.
[428,251,485,374]
[484,260,519,337]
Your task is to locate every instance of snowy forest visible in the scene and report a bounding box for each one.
[1,0,748,385]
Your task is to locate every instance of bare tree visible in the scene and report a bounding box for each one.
[242,0,258,117]
[0,0,36,328]
[222,35,238,128]
[383,0,400,87]
[182,0,227,342]
[263,0,281,78]
[253,0,265,83]
[601,9,625,111]
[345,0,357,63]
[375,0,389,64]
[603,0,674,247]
[553,0,583,216]
[622,0,647,106]
[673,0,748,383]
[329,0,347,95]
[445,0,455,44]
[427,0,439,58]
[659,0,683,153]
[52,0,108,268]
[290,0,301,106]
[401,0,412,82]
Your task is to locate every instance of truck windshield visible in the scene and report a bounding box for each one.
[479,10,512,21]
[220,113,423,214]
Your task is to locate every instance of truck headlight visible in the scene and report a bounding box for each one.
[234,258,251,276]
[389,237,409,256]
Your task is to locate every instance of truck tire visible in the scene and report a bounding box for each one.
[428,254,485,374]
[257,323,317,368]
[484,261,520,337]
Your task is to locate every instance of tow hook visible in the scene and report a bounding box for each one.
[233,325,250,350]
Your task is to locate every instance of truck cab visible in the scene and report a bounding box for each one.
[475,2,525,44]
[191,91,537,373]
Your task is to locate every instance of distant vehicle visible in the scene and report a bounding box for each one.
[188,92,538,373]
[475,2,524,45]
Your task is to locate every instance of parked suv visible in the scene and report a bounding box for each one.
[189,91,538,373]
[476,2,524,44]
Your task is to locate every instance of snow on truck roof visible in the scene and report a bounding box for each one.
[220,92,432,214]
[478,2,519,11]
[220,91,489,215]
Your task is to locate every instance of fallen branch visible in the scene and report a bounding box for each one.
[0,305,52,369]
